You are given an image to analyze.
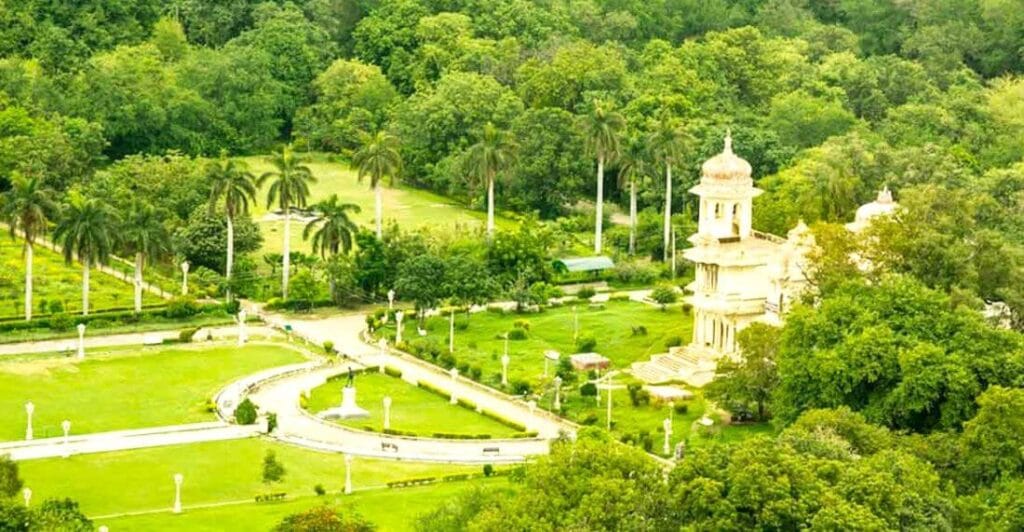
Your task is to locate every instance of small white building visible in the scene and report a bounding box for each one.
[631,133,896,386]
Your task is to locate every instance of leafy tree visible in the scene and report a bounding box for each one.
[353,131,402,238]
[304,194,360,259]
[262,450,286,484]
[957,386,1024,489]
[0,454,22,498]
[0,173,56,321]
[508,108,588,219]
[767,89,857,149]
[275,506,375,532]
[260,145,316,300]
[121,199,169,313]
[395,253,447,327]
[464,122,517,238]
[173,207,263,276]
[30,498,92,531]
[52,193,120,316]
[706,323,781,421]
[207,152,258,302]
[578,100,625,254]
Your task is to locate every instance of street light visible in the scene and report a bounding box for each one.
[395,311,405,344]
[387,289,395,310]
[383,396,392,430]
[22,487,31,507]
[24,402,34,441]
[344,454,353,494]
[180,261,190,296]
[76,323,86,360]
[553,376,562,410]
[61,420,71,458]
[173,473,184,513]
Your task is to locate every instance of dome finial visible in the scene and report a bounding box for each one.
[724,128,733,153]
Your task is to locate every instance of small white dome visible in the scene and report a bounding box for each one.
[854,187,897,224]
[701,131,752,183]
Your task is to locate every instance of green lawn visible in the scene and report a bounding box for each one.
[0,238,163,319]
[383,300,693,386]
[18,438,501,529]
[243,154,512,257]
[307,372,521,438]
[0,343,306,440]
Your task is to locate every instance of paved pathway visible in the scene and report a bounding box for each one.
[0,325,277,357]
[0,422,258,461]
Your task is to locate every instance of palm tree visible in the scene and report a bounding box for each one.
[207,151,257,302]
[52,194,120,316]
[0,173,56,321]
[648,117,691,261]
[353,131,402,239]
[259,145,316,300]
[579,100,625,254]
[122,200,169,313]
[617,137,650,256]
[303,194,360,258]
[464,122,517,238]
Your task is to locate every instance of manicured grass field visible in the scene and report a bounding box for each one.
[0,238,162,319]
[18,438,501,528]
[0,343,307,440]
[307,372,521,438]
[243,154,512,257]
[384,300,693,386]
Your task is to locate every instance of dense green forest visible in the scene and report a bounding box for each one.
[3,1,1024,529]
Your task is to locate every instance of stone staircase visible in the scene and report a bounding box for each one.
[630,345,721,387]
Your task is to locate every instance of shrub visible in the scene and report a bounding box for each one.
[267,412,278,433]
[582,412,600,425]
[234,398,259,425]
[576,286,596,299]
[179,327,199,343]
[613,261,660,285]
[224,299,241,315]
[313,484,326,496]
[47,300,64,314]
[48,313,73,332]
[580,382,598,397]
[627,383,651,407]
[507,328,528,340]
[651,285,678,308]
[674,403,689,415]
[483,464,494,477]
[513,319,531,330]
[469,365,483,381]
[457,362,470,375]
[439,352,457,369]
[322,340,335,354]
[664,336,683,348]
[384,366,403,378]
[682,303,693,315]
[164,297,200,319]
[575,334,597,352]
[631,325,648,336]
[608,293,630,302]
[510,380,532,395]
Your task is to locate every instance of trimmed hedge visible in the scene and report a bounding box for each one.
[255,493,287,503]
[0,303,227,334]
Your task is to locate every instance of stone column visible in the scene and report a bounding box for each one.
[173,474,183,513]
[395,311,404,344]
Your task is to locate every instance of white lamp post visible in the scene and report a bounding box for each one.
[180,261,190,296]
[395,311,404,344]
[22,487,31,507]
[383,396,392,430]
[24,401,34,441]
[237,310,247,346]
[76,323,86,360]
[378,338,387,373]
[501,353,510,386]
[172,473,184,513]
[61,419,71,458]
[448,309,455,353]
[449,368,458,405]
[344,454,353,494]
[553,376,562,411]
[572,306,579,342]
[663,417,673,455]
[387,289,395,310]
[99,526,109,532]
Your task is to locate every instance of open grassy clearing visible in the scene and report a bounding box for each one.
[0,238,162,319]
[243,154,512,257]
[307,372,522,438]
[18,438,501,527]
[0,343,307,440]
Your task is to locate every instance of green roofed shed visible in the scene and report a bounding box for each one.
[553,256,615,273]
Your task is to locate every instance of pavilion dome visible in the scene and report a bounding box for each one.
[853,187,898,225]
[701,131,752,183]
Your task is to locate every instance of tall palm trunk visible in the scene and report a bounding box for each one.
[629,180,637,256]
[594,155,604,254]
[225,213,234,302]
[82,258,90,316]
[134,252,144,314]
[24,242,33,321]
[486,175,496,238]
[282,209,291,300]
[663,163,673,261]
[375,182,383,239]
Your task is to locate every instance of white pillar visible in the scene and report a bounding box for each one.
[180,261,189,296]
[383,396,392,430]
[395,311,404,344]
[76,323,86,359]
[24,402,33,441]
[378,339,387,373]
[387,289,395,310]
[344,454,353,494]
[61,419,71,458]
[173,473,183,513]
